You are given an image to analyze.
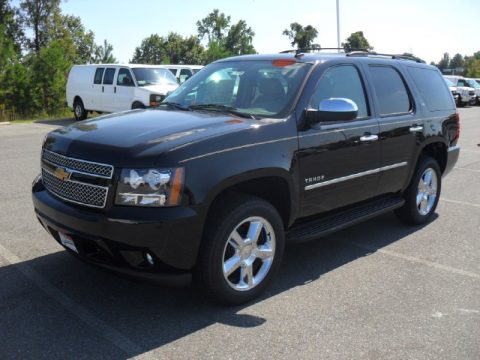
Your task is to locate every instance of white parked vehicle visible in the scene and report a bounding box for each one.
[443,75,476,106]
[159,65,204,84]
[465,78,480,105]
[66,64,179,120]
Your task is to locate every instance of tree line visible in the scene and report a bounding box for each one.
[432,52,480,77]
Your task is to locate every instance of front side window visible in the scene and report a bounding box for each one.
[132,68,178,87]
[457,79,468,87]
[179,68,192,83]
[103,68,116,85]
[309,64,369,119]
[369,66,411,116]
[94,67,104,84]
[164,60,311,118]
[117,68,134,86]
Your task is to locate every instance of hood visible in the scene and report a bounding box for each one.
[44,109,256,167]
[140,83,178,95]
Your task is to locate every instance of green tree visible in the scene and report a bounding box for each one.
[342,31,373,52]
[95,39,117,64]
[225,20,256,55]
[197,9,230,43]
[1,61,33,114]
[31,40,71,114]
[436,52,450,72]
[20,0,61,53]
[282,22,318,49]
[132,33,205,64]
[196,9,256,63]
[163,33,204,64]
[450,53,465,71]
[0,0,24,55]
[466,59,480,77]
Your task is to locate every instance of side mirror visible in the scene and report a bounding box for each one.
[306,98,358,125]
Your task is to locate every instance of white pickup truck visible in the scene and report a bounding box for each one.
[66,64,179,120]
[444,75,476,107]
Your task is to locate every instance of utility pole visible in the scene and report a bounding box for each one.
[336,0,341,51]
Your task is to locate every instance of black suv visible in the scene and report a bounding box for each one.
[32,52,460,304]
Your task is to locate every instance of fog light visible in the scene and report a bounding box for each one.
[145,252,154,265]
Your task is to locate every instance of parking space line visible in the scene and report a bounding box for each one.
[0,244,143,357]
[440,198,480,208]
[459,149,480,154]
[341,240,480,280]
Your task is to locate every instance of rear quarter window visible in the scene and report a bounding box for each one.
[407,67,455,111]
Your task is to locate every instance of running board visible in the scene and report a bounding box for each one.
[286,196,405,243]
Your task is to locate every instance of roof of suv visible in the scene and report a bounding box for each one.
[217,52,429,67]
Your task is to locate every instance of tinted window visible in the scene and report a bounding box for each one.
[309,65,369,118]
[94,67,104,84]
[369,66,411,116]
[408,67,454,111]
[103,68,116,85]
[168,68,177,75]
[117,68,134,86]
[457,79,468,87]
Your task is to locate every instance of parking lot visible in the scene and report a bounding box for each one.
[0,108,479,359]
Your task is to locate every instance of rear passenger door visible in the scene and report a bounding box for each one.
[364,64,419,195]
[298,64,381,216]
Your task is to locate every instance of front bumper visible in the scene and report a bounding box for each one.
[32,176,205,284]
[444,145,460,176]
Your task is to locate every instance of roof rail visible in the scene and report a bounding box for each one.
[346,51,425,63]
[280,47,370,58]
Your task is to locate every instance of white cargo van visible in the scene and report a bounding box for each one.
[160,65,204,84]
[66,64,179,120]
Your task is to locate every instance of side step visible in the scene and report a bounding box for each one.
[286,196,405,243]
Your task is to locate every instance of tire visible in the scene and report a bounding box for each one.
[132,102,145,110]
[73,98,87,121]
[395,156,441,225]
[456,96,462,107]
[195,194,285,305]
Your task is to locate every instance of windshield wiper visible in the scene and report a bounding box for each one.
[189,104,256,119]
[160,102,190,111]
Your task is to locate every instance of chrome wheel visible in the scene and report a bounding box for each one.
[222,216,276,291]
[416,168,438,216]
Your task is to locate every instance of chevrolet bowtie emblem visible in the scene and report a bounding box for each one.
[54,167,72,181]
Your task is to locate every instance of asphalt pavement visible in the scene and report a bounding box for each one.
[0,109,479,359]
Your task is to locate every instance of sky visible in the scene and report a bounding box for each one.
[49,0,480,64]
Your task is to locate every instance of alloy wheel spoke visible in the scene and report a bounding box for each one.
[416,193,424,206]
[245,264,254,287]
[247,221,263,244]
[423,170,433,186]
[224,255,241,277]
[229,230,244,249]
[256,245,273,260]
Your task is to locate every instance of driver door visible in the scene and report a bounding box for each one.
[298,64,381,217]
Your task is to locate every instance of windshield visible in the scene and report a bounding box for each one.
[163,60,311,118]
[467,79,480,88]
[132,68,178,87]
[444,79,454,87]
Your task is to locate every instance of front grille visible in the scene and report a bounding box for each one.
[41,149,112,208]
[469,90,475,96]
[42,168,108,208]
[42,149,113,178]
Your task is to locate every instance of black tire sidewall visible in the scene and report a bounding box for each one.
[197,196,285,305]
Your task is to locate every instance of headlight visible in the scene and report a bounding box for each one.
[115,168,184,207]
[149,94,165,107]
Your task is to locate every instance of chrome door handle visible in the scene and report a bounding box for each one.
[360,134,379,142]
[409,125,423,132]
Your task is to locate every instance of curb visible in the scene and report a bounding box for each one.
[0,122,11,126]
